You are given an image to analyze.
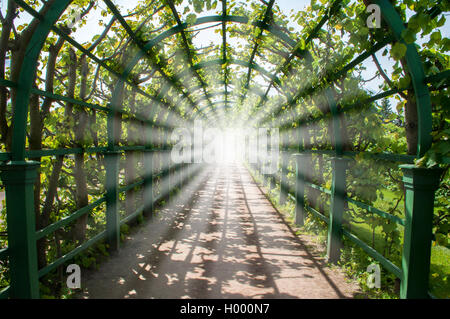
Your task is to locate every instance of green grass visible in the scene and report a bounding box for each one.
[344,208,449,299]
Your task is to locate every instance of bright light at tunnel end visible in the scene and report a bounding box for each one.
[171,120,279,174]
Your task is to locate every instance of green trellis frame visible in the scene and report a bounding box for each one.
[0,0,447,299]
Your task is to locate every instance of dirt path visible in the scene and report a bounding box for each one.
[76,164,361,299]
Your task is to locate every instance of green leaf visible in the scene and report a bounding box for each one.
[407,15,420,32]
[436,15,446,28]
[193,0,203,13]
[430,31,442,43]
[401,28,416,44]
[295,38,305,50]
[398,75,411,89]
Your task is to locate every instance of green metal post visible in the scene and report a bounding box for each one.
[143,150,154,217]
[294,154,307,226]
[177,164,181,190]
[256,133,260,172]
[256,132,261,175]
[188,139,193,182]
[269,149,276,189]
[327,157,349,263]
[269,173,275,189]
[105,151,120,251]
[267,131,278,189]
[265,135,271,186]
[244,135,249,164]
[249,133,256,170]
[182,162,187,188]
[256,148,260,174]
[400,165,443,299]
[0,161,40,299]
[280,151,288,204]
[176,164,180,191]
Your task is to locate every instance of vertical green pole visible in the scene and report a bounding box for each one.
[188,137,193,181]
[143,121,153,217]
[244,135,249,165]
[182,135,190,187]
[185,144,189,185]
[0,161,40,299]
[191,135,195,179]
[294,154,307,226]
[268,129,275,189]
[257,132,261,175]
[143,150,154,218]
[327,157,349,263]
[180,163,184,189]
[254,132,259,171]
[105,151,120,251]
[269,174,275,189]
[106,100,120,251]
[269,147,276,189]
[165,126,172,201]
[177,163,182,190]
[249,133,256,170]
[399,165,442,299]
[280,151,288,204]
[181,158,186,188]
[265,132,271,186]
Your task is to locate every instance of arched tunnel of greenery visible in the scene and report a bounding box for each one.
[0,0,448,299]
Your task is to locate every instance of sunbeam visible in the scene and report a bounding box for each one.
[0,0,447,302]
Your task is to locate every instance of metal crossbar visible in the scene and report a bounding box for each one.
[0,0,446,300]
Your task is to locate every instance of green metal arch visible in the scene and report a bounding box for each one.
[120,14,307,83]
[11,0,72,161]
[193,86,267,107]
[188,86,270,120]
[193,92,230,108]
[113,14,308,125]
[195,100,233,114]
[193,103,233,120]
[374,0,432,157]
[178,58,281,87]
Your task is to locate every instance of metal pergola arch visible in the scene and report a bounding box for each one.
[99,5,310,130]
[177,58,282,87]
[188,88,268,120]
[193,103,234,121]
